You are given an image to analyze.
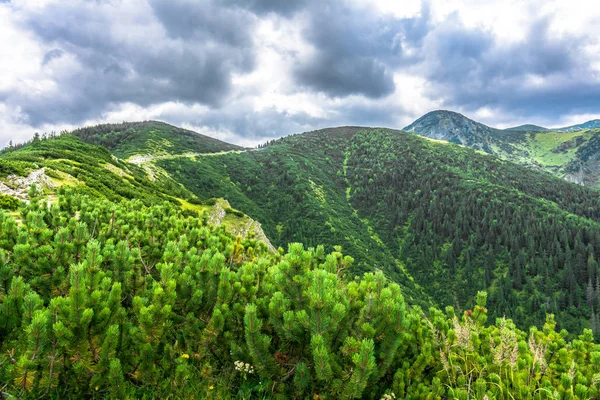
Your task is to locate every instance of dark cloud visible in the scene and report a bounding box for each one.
[295,55,395,98]
[224,0,311,17]
[41,48,64,65]
[148,0,254,47]
[293,2,431,98]
[3,0,600,142]
[420,14,600,121]
[11,0,257,126]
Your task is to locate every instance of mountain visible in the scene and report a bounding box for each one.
[505,124,549,132]
[2,122,600,398]
[405,110,600,187]
[5,123,600,334]
[402,110,503,152]
[556,119,600,132]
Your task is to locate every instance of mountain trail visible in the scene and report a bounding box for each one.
[126,149,260,181]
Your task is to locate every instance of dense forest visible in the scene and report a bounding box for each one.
[1,190,600,399]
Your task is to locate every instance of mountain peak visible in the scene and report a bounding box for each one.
[403,109,500,152]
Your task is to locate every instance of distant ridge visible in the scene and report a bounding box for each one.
[555,119,600,132]
[505,124,549,132]
[72,120,243,158]
[404,109,600,187]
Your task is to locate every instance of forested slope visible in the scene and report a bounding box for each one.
[2,124,600,398]
[158,127,600,336]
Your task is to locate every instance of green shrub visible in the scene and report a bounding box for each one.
[0,193,20,210]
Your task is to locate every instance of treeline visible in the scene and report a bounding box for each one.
[1,191,600,399]
[0,130,65,155]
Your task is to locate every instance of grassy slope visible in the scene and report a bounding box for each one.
[0,134,178,204]
[404,111,600,188]
[71,120,243,158]
[0,135,271,247]
[490,128,600,185]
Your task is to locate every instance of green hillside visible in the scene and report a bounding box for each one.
[2,190,599,399]
[72,120,243,159]
[3,123,600,398]
[0,134,176,204]
[488,128,600,186]
[0,135,273,248]
[153,127,600,336]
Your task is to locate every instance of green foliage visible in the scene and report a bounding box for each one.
[0,134,180,205]
[4,121,600,398]
[0,193,20,210]
[1,192,600,399]
[0,159,32,178]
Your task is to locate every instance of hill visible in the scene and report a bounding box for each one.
[404,110,600,187]
[556,119,600,132]
[71,120,243,159]
[505,124,549,132]
[5,124,600,335]
[0,134,272,248]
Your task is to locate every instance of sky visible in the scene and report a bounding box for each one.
[1,0,599,147]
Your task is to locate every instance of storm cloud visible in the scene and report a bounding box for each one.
[0,0,599,147]
[7,0,257,125]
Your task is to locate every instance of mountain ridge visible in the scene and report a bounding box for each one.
[505,124,549,132]
[404,110,600,187]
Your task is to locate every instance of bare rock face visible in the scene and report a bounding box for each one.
[206,201,228,226]
[204,199,275,251]
[0,168,56,200]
